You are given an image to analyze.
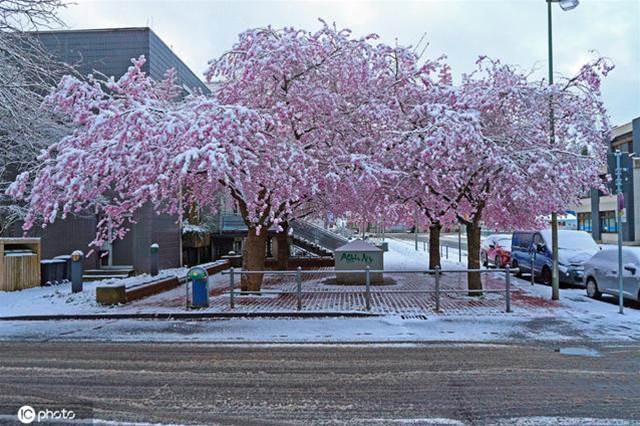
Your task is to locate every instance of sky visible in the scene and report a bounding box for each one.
[57,0,639,127]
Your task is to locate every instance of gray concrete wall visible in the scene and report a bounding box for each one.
[20,28,208,272]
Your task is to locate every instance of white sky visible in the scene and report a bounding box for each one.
[58,0,639,126]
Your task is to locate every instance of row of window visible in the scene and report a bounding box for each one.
[577,211,618,233]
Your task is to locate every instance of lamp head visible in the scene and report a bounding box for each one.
[559,0,579,11]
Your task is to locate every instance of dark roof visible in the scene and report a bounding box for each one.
[33,27,209,94]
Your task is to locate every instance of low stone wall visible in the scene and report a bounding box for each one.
[96,259,231,305]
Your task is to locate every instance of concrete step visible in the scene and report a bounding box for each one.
[83,274,131,282]
[84,267,135,276]
[98,265,134,271]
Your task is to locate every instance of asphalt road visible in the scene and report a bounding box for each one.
[0,342,639,425]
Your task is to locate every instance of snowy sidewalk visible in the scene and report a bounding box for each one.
[1,238,639,343]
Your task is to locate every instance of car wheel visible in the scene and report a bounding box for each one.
[586,278,602,300]
[481,251,488,267]
[540,266,552,285]
[495,256,502,269]
[511,259,521,277]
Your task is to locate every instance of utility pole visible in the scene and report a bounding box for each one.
[614,150,624,314]
[545,0,580,300]
[548,0,560,301]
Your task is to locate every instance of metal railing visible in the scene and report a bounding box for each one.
[221,267,517,313]
[289,219,349,252]
[210,214,348,253]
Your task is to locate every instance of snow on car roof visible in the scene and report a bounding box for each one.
[539,229,599,251]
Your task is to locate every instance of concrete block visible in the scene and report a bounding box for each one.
[96,285,127,305]
[335,240,384,284]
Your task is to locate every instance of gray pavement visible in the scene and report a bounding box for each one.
[0,341,639,425]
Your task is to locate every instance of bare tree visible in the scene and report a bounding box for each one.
[0,0,70,234]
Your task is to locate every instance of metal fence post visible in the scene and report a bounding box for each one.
[505,265,512,313]
[458,228,462,263]
[531,252,536,286]
[365,266,371,311]
[296,266,302,311]
[229,267,235,309]
[435,266,441,312]
[185,274,189,309]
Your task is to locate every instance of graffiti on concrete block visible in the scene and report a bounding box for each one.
[339,252,373,264]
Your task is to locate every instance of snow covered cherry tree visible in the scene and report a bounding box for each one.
[453,57,612,291]
[205,21,417,288]
[8,57,294,293]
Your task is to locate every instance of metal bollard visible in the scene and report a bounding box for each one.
[435,266,441,312]
[446,245,449,259]
[365,266,371,311]
[531,253,536,286]
[70,250,84,293]
[185,273,189,309]
[229,267,235,309]
[296,266,302,311]
[505,265,512,313]
[150,243,159,276]
[423,240,426,251]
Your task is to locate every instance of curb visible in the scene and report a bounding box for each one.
[0,311,380,321]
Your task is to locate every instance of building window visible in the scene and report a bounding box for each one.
[577,212,592,232]
[599,211,618,233]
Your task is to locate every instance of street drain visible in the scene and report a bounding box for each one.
[556,347,601,357]
[400,314,428,320]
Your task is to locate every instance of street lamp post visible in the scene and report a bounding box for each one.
[547,0,579,301]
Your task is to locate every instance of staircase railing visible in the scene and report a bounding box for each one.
[211,213,348,253]
[289,219,348,252]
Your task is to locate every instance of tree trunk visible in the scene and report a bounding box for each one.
[241,227,267,292]
[466,222,483,296]
[275,222,290,270]
[428,223,441,270]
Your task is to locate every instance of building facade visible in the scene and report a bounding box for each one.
[8,27,208,272]
[573,117,640,244]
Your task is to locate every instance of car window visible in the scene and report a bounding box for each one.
[497,238,511,250]
[596,250,619,263]
[533,234,544,248]
[622,251,637,264]
[514,233,532,249]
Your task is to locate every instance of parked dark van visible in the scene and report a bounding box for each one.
[510,230,599,286]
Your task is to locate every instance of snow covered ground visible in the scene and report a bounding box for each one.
[1,238,638,343]
[0,266,190,317]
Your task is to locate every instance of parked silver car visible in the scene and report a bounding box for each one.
[583,247,640,302]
